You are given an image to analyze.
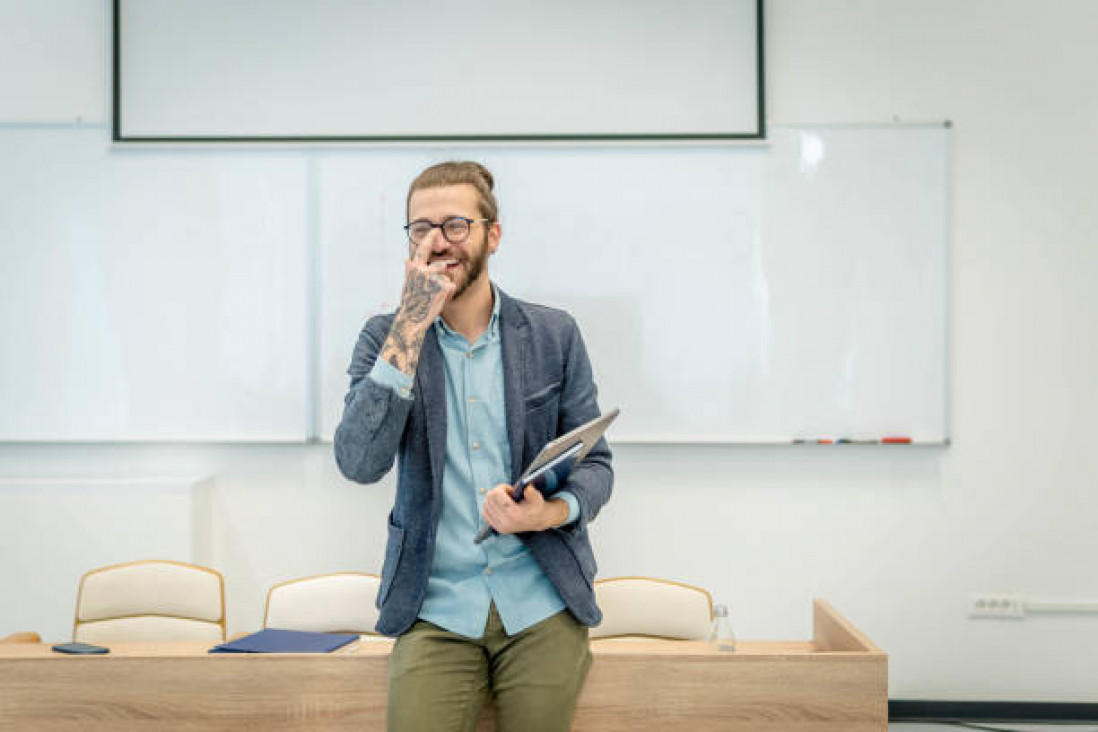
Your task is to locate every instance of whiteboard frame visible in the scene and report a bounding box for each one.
[111,0,766,144]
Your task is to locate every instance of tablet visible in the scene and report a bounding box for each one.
[475,408,620,543]
[517,408,620,488]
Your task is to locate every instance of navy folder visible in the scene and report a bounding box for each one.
[208,628,358,654]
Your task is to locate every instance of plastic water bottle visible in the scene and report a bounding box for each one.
[712,604,736,652]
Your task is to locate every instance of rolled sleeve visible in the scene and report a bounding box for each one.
[369,358,414,400]
[556,490,581,526]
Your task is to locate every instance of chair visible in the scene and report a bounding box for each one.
[591,576,714,640]
[73,560,226,644]
[263,572,381,635]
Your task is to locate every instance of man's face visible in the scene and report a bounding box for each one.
[406,184,499,300]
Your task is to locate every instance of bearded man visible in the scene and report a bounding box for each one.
[335,161,613,732]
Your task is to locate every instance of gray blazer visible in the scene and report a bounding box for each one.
[334,288,613,637]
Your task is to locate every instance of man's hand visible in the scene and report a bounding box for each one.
[379,236,457,376]
[482,484,569,534]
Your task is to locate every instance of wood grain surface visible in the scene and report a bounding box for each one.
[1,601,886,731]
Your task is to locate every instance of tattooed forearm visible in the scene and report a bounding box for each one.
[378,250,453,377]
[401,270,441,324]
[379,269,444,377]
[380,312,428,377]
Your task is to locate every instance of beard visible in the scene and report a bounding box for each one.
[448,231,490,301]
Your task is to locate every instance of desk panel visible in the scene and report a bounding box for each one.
[0,601,886,731]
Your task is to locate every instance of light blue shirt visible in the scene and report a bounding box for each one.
[369,287,579,638]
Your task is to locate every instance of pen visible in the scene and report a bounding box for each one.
[881,436,913,444]
[473,525,495,544]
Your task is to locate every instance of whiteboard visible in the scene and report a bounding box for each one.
[0,125,947,443]
[320,125,950,443]
[0,128,310,441]
[116,0,763,140]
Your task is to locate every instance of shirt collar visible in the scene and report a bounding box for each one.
[434,283,501,341]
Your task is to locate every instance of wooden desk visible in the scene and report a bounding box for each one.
[0,599,885,731]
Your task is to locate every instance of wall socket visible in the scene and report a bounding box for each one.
[968,594,1027,619]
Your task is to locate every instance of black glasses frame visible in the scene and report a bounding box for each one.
[403,216,492,244]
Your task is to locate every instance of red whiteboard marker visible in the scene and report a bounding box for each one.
[881,436,912,444]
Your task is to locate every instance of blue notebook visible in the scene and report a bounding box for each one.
[208,628,358,654]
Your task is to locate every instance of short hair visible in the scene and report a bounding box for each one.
[406,161,498,222]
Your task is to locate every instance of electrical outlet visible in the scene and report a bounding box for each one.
[968,594,1027,620]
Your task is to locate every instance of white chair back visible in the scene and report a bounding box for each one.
[592,576,714,640]
[264,572,381,635]
[74,560,225,643]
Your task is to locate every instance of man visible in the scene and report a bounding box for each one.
[334,161,613,732]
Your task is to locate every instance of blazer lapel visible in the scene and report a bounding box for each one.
[500,291,528,485]
[415,327,447,499]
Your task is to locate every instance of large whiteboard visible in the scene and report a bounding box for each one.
[0,124,948,442]
[116,0,763,140]
[320,125,950,443]
[0,128,310,441]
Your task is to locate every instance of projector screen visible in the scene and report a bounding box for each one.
[114,0,764,141]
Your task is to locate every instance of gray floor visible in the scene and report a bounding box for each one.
[891,724,1098,731]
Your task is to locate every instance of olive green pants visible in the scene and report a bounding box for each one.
[387,605,592,732]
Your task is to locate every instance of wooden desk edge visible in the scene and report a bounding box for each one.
[4,601,887,660]
[813,598,884,653]
[2,602,889,732]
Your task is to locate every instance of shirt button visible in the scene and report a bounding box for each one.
[468,397,476,404]
[472,442,479,450]
[483,567,493,576]
[479,487,486,495]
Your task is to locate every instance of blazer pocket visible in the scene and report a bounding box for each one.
[378,516,405,607]
[524,381,561,412]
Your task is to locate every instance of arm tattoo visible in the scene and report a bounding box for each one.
[379,270,440,376]
[380,312,427,377]
[402,270,442,324]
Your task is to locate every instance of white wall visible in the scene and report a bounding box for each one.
[2,0,1097,701]
[0,477,210,641]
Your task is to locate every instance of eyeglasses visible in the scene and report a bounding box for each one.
[403,216,491,245]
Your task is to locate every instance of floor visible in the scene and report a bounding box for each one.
[891,724,1098,731]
